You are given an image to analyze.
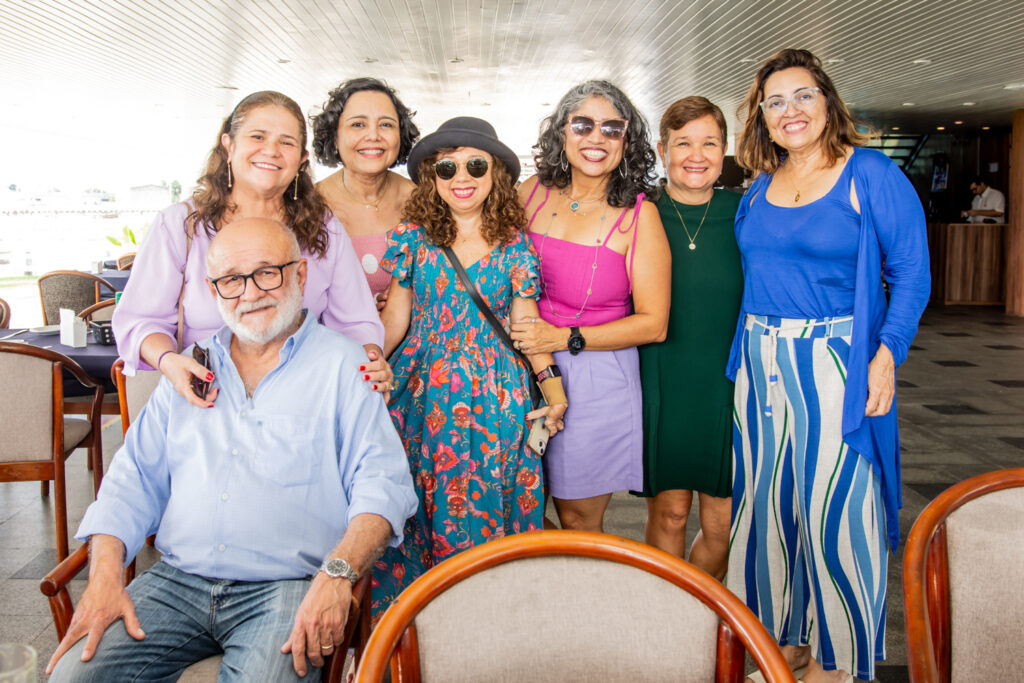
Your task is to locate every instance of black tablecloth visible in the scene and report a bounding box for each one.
[0,328,120,394]
[96,269,130,298]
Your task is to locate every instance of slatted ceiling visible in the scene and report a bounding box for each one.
[3,0,1024,191]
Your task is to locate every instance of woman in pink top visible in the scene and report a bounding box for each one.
[311,78,420,308]
[113,91,388,406]
[513,81,671,533]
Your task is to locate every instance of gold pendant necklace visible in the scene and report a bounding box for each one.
[341,169,389,211]
[668,192,713,250]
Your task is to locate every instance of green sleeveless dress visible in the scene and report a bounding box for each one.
[637,188,743,497]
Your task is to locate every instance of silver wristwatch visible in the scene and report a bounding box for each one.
[319,557,359,584]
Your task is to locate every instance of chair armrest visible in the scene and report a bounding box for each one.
[40,544,90,641]
[323,574,372,683]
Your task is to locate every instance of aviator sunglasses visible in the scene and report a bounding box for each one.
[434,157,490,180]
[569,115,628,140]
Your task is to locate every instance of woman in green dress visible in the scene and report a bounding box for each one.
[639,96,742,580]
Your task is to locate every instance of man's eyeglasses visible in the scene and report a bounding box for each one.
[434,157,489,180]
[568,115,628,140]
[210,261,298,299]
[759,87,822,116]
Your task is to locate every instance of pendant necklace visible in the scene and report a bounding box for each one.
[560,188,603,214]
[341,169,389,211]
[668,192,713,250]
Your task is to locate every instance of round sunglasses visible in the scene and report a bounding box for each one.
[569,115,628,140]
[434,157,490,180]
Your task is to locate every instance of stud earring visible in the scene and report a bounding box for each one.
[227,161,233,188]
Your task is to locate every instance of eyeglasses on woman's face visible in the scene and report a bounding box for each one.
[210,261,299,299]
[434,157,490,180]
[568,115,628,140]
[759,87,822,116]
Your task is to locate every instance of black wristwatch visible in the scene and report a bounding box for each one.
[568,326,586,356]
[536,365,561,382]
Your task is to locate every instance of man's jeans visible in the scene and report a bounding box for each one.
[49,561,320,682]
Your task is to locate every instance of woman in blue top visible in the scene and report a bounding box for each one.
[727,49,929,683]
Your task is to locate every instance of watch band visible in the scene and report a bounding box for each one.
[536,365,561,383]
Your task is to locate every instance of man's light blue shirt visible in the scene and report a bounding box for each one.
[77,313,417,581]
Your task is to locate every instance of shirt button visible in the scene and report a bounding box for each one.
[231,449,238,456]
[218,544,226,552]
[221,493,229,501]
[240,411,247,417]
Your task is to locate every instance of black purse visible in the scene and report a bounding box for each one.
[440,245,549,455]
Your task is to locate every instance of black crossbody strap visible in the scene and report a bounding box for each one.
[440,245,542,406]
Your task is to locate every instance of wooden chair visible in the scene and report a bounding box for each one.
[0,342,104,560]
[41,545,370,683]
[110,359,162,437]
[116,252,136,270]
[356,530,794,683]
[903,467,1024,683]
[78,299,115,323]
[0,295,10,328]
[37,270,116,325]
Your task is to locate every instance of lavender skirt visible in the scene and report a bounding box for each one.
[543,346,643,499]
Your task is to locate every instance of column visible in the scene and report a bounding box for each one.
[1008,110,1024,315]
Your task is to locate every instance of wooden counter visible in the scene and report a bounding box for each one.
[927,222,1008,305]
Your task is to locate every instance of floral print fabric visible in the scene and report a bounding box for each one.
[371,222,545,618]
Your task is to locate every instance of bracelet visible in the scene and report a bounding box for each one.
[156,350,174,370]
[539,376,567,406]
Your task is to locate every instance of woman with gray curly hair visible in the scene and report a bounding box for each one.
[512,80,670,533]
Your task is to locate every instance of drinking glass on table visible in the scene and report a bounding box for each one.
[0,643,36,682]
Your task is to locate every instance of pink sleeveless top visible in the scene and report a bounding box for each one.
[349,232,391,300]
[525,184,643,327]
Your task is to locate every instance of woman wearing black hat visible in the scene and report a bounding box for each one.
[370,117,568,618]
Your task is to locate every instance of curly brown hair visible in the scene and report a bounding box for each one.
[736,48,873,175]
[402,149,527,248]
[189,91,330,258]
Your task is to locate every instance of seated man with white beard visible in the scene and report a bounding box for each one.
[48,217,417,682]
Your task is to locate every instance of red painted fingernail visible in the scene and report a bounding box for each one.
[363,374,370,381]
[207,403,214,408]
[206,373,214,381]
[359,365,366,371]
[373,384,378,390]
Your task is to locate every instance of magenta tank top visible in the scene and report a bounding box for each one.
[349,232,391,300]
[526,185,644,326]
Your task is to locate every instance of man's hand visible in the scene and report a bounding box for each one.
[45,575,144,674]
[280,573,353,677]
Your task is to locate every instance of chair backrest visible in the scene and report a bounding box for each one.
[37,270,116,325]
[117,253,136,270]
[903,468,1024,683]
[0,296,10,328]
[0,343,60,463]
[357,531,793,683]
[111,360,163,436]
[79,299,115,323]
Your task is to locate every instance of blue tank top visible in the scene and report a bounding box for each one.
[737,159,860,318]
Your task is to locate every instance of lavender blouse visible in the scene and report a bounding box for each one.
[112,202,384,374]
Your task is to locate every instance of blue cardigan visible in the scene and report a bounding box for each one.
[726,147,931,550]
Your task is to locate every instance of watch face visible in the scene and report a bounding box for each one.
[325,558,350,577]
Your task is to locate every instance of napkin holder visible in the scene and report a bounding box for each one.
[59,308,88,348]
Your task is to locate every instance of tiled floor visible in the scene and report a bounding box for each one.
[2,305,1022,681]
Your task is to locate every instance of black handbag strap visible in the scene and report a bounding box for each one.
[440,245,541,404]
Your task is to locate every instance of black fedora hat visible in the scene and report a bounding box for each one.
[406,116,520,183]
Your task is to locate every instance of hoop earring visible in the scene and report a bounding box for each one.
[618,156,629,180]
[227,161,233,188]
[560,149,568,172]
[293,174,300,201]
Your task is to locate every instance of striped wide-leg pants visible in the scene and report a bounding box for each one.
[728,315,887,681]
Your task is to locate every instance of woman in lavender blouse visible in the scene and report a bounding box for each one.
[113,91,388,407]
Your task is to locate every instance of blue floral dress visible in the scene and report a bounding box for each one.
[371,223,545,618]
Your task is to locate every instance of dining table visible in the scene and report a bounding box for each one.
[0,327,120,395]
[95,269,131,298]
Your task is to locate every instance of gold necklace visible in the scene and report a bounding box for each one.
[341,170,389,211]
[668,192,713,251]
[560,188,604,213]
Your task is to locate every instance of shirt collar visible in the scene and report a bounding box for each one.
[210,309,314,367]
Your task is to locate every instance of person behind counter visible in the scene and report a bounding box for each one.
[961,175,1006,223]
